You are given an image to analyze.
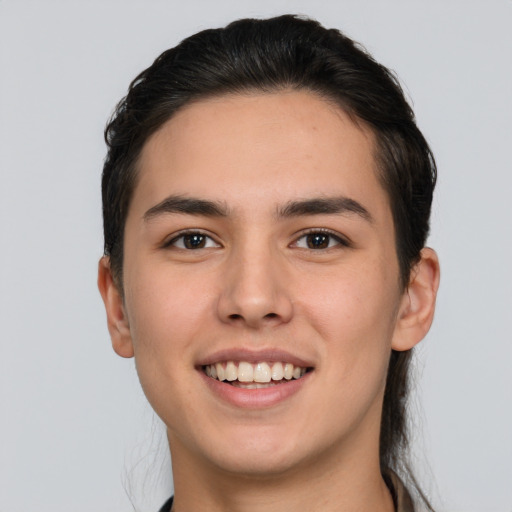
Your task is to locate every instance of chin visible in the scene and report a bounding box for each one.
[201,426,321,478]
[210,448,308,479]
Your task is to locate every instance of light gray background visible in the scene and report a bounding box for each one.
[1,1,511,511]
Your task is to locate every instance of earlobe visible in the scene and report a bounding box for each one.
[97,257,134,358]
[392,247,440,351]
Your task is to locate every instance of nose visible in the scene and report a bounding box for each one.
[216,243,294,329]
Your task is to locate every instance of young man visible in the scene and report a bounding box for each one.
[98,15,439,512]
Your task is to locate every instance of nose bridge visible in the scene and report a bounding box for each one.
[217,232,293,327]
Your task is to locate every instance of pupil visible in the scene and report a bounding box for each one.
[307,233,329,249]
[184,234,205,249]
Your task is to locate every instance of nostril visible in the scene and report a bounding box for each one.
[227,312,279,322]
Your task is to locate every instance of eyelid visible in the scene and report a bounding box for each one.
[291,228,352,249]
[161,228,350,250]
[163,229,221,249]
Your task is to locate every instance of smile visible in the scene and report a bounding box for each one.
[203,361,310,388]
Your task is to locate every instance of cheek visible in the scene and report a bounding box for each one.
[298,260,400,375]
[302,260,398,330]
[122,265,218,423]
[124,263,214,372]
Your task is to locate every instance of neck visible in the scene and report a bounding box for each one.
[168,431,395,512]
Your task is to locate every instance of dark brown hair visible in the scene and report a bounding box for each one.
[102,14,436,508]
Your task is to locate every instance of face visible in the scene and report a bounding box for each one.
[102,91,421,477]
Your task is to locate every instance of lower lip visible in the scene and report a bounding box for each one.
[199,370,312,409]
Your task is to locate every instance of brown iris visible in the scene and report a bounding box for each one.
[306,233,330,249]
[183,233,207,249]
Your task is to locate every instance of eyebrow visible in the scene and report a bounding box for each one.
[143,194,372,223]
[277,197,373,222]
[144,195,230,221]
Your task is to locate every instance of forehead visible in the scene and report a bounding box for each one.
[131,90,389,221]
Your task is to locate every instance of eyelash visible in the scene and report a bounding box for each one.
[164,228,350,251]
[292,229,351,250]
[164,230,220,250]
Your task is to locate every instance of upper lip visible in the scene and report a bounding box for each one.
[197,348,315,368]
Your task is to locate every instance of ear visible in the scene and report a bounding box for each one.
[392,248,440,351]
[97,256,134,358]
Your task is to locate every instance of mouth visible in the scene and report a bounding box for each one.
[203,361,312,389]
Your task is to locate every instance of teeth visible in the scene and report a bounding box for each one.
[254,362,271,383]
[204,360,309,384]
[225,361,237,381]
[271,362,284,380]
[215,362,225,381]
[238,362,253,382]
[231,381,277,389]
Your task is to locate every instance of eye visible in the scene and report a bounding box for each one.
[167,231,220,250]
[293,230,348,250]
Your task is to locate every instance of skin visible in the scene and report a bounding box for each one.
[99,90,439,512]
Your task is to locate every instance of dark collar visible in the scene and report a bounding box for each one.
[158,495,173,512]
[385,470,416,512]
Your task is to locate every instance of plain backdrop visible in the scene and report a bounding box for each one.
[1,1,511,511]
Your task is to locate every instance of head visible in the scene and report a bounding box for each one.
[100,14,438,500]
